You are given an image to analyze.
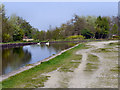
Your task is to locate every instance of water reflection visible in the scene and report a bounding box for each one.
[2,47,31,74]
[2,43,77,75]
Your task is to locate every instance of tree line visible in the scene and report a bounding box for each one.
[41,15,118,41]
[0,4,119,43]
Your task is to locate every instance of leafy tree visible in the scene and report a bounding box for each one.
[1,4,35,42]
[38,31,46,41]
[65,24,74,36]
[9,14,24,41]
[13,26,24,41]
[20,20,33,39]
[111,24,118,35]
[2,33,11,42]
[1,4,12,42]
[95,16,110,39]
[46,30,52,40]
[81,29,94,39]
[73,15,86,35]
[2,17,14,42]
[86,16,96,38]
[1,4,119,42]
[32,28,39,40]
[0,4,2,42]
[52,27,61,40]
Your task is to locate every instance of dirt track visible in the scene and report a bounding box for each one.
[43,40,118,88]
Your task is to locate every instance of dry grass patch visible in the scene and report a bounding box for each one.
[84,54,99,71]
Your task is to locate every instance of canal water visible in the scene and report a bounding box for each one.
[2,43,77,75]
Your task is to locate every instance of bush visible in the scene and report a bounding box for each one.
[66,35,85,40]
[112,35,120,39]
[2,34,11,42]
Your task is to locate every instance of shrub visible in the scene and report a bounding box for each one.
[66,35,85,40]
[112,35,120,39]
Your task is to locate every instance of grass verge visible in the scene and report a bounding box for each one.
[2,43,88,88]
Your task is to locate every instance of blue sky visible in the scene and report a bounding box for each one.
[4,2,118,30]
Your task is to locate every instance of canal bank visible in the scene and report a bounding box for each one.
[1,39,107,48]
[1,39,102,75]
[1,39,104,79]
[1,42,88,88]
[2,42,79,75]
[1,42,37,48]
[1,40,118,88]
[1,43,79,82]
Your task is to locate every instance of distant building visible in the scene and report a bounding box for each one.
[112,34,117,37]
[112,34,119,39]
[23,36,34,41]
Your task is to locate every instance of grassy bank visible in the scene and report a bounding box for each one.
[1,39,87,44]
[1,43,89,88]
[0,41,39,44]
[1,39,118,46]
[0,38,111,44]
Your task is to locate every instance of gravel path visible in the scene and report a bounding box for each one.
[43,40,118,88]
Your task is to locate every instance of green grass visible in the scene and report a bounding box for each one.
[58,54,82,72]
[23,75,50,88]
[0,41,38,44]
[92,48,113,53]
[84,54,99,71]
[0,82,2,90]
[110,66,120,72]
[108,42,119,46]
[0,41,24,44]
[87,54,99,62]
[93,47,118,53]
[2,43,87,88]
[84,63,99,71]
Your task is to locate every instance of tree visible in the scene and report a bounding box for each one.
[95,16,110,39]
[73,15,86,35]
[9,14,24,41]
[0,4,2,42]
[38,31,46,41]
[52,27,61,40]
[1,4,13,42]
[2,33,11,42]
[65,24,74,36]
[20,20,33,39]
[13,26,24,41]
[81,29,94,39]
[86,16,96,38]
[2,16,14,42]
[111,24,118,35]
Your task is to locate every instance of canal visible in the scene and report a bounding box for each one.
[2,42,77,75]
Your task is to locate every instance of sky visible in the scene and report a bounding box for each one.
[3,2,118,31]
[1,0,120,2]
